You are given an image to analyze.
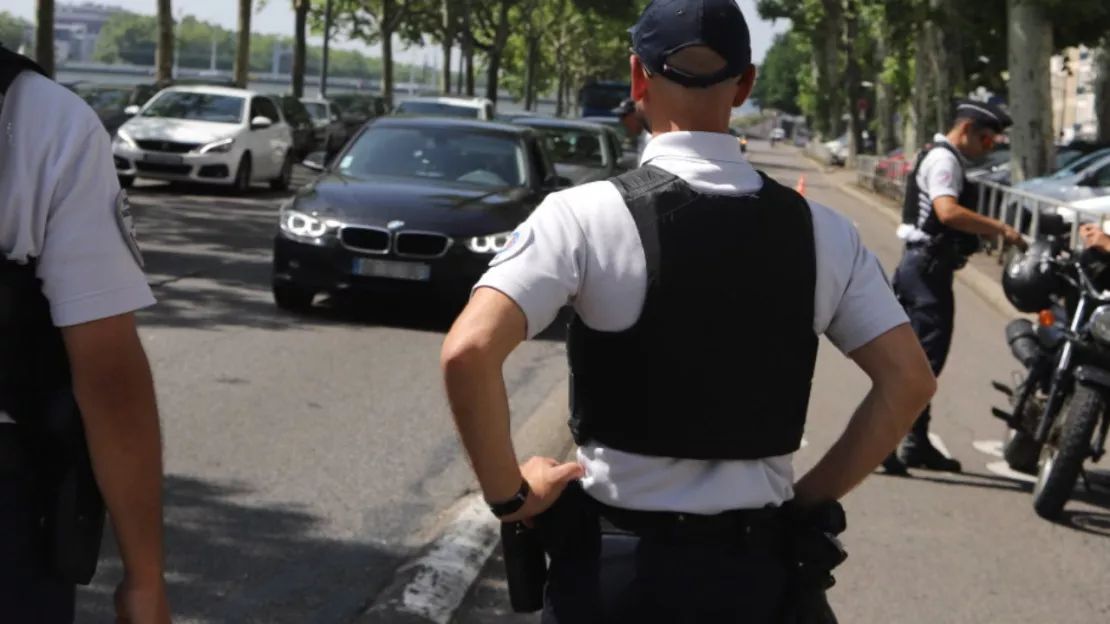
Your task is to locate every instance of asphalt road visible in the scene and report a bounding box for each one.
[74,169,572,623]
[453,141,1110,624]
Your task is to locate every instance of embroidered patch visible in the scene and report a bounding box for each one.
[115,189,143,269]
[488,224,533,267]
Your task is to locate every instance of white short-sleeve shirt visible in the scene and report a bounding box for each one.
[474,131,909,514]
[0,71,155,327]
[896,133,967,242]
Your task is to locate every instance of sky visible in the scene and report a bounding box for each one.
[3,0,789,66]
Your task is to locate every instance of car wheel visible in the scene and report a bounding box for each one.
[233,154,252,194]
[118,175,134,189]
[270,153,293,191]
[273,282,316,313]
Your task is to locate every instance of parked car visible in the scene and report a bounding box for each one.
[1004,149,1110,233]
[274,94,319,159]
[330,92,389,126]
[393,96,495,120]
[270,116,572,311]
[75,78,240,138]
[300,97,349,154]
[512,117,632,184]
[113,85,296,193]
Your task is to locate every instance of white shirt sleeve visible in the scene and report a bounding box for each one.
[922,151,963,202]
[38,119,156,327]
[823,224,910,354]
[471,192,587,338]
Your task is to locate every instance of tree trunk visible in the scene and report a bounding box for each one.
[523,35,539,110]
[843,0,863,167]
[1095,47,1110,143]
[292,0,308,97]
[233,0,252,88]
[927,0,957,131]
[382,29,395,108]
[154,0,174,82]
[33,0,55,77]
[1007,0,1054,182]
[875,18,897,154]
[908,24,931,154]
[820,0,844,137]
[440,0,455,93]
[484,0,513,104]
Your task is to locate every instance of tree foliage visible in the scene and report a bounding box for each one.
[750,32,806,115]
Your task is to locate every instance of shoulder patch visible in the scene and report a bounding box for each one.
[115,189,144,269]
[488,223,533,267]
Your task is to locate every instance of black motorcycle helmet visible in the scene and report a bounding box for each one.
[1002,239,1061,313]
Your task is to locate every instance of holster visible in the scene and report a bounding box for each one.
[777,501,848,624]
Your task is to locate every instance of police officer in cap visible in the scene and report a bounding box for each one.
[884,99,1024,475]
[441,0,937,620]
[0,47,170,622]
[612,97,651,158]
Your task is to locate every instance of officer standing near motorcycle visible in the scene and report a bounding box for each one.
[0,47,170,623]
[613,98,651,158]
[884,100,1024,475]
[441,0,937,620]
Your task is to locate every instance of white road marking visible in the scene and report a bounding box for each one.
[972,439,1005,459]
[928,433,953,458]
[388,496,500,624]
[985,460,1038,484]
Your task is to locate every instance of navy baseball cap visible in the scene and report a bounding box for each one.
[630,0,752,89]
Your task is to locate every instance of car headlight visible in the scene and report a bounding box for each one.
[1088,305,1110,345]
[279,206,340,239]
[114,129,137,149]
[197,137,234,154]
[466,231,515,254]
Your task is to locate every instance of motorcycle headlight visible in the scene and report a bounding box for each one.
[466,231,515,254]
[279,204,340,239]
[1089,305,1110,345]
[197,137,234,154]
[114,129,137,149]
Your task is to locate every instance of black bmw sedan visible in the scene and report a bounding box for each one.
[271,116,572,311]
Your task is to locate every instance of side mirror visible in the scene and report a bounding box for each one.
[302,151,328,171]
[123,105,140,116]
[250,115,273,130]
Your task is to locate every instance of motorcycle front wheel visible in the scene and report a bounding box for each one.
[1032,385,1101,520]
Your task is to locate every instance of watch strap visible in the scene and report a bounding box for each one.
[487,479,530,518]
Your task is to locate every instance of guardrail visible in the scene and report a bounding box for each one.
[855,157,1107,257]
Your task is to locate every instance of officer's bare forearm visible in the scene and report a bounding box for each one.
[62,314,165,582]
[793,324,936,507]
[934,197,1008,237]
[442,352,523,502]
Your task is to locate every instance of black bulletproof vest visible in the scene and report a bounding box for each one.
[900,142,981,259]
[566,165,818,461]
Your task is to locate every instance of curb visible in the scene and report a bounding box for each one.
[355,378,574,624]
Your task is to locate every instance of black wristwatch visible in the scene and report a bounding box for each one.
[486,479,530,518]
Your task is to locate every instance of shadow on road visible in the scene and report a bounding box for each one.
[77,475,401,624]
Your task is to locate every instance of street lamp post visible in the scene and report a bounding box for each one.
[320,0,334,96]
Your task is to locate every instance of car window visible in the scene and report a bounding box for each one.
[335,125,528,188]
[74,86,131,115]
[142,91,246,123]
[133,84,159,106]
[253,97,282,123]
[532,127,610,168]
[395,101,481,119]
[302,101,328,120]
[526,138,552,184]
[1053,148,1110,179]
[1089,163,1110,188]
[330,102,345,121]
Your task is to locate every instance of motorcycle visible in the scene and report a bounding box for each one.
[991,222,1110,520]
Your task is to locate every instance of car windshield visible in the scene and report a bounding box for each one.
[395,100,481,118]
[332,95,374,115]
[75,86,131,114]
[534,127,609,168]
[336,126,527,188]
[578,83,629,111]
[140,91,245,123]
[1051,147,1110,179]
[1056,149,1084,170]
[303,101,328,120]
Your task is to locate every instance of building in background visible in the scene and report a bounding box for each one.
[22,2,126,62]
[1052,45,1101,142]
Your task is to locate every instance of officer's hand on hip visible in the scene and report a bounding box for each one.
[114,575,171,624]
[503,456,585,524]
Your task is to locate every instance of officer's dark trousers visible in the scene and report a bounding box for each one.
[892,247,956,438]
[537,485,789,623]
[0,428,76,623]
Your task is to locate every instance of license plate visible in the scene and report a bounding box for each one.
[352,258,431,281]
[142,152,185,165]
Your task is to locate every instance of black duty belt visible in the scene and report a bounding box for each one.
[593,497,785,542]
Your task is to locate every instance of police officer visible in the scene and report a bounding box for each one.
[612,97,651,158]
[0,47,170,622]
[883,100,1023,476]
[441,0,936,620]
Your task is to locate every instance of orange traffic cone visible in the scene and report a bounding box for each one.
[796,175,806,195]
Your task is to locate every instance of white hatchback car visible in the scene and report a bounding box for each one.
[393,96,495,120]
[113,85,296,192]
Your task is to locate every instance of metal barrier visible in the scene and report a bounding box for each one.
[854,157,1109,255]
